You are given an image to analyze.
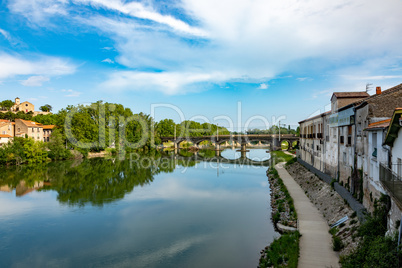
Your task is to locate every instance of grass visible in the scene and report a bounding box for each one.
[270,150,295,165]
[260,231,301,268]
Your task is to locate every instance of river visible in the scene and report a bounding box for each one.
[0,149,277,267]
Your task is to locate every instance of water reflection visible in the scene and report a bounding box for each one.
[0,149,276,268]
[0,149,270,207]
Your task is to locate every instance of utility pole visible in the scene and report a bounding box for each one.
[279,120,281,142]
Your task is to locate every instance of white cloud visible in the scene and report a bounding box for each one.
[75,0,208,37]
[101,46,113,50]
[7,0,402,94]
[0,53,76,79]
[20,75,50,86]
[101,71,228,95]
[8,0,68,25]
[297,77,309,82]
[61,89,81,97]
[0,28,11,41]
[101,58,114,64]
[341,75,402,81]
[258,83,268,89]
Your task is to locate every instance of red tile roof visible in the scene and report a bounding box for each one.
[42,125,55,130]
[0,134,13,138]
[365,119,391,130]
[17,119,43,127]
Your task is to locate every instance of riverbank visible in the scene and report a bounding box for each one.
[259,152,299,267]
[286,161,360,257]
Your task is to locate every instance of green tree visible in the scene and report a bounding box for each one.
[47,129,72,160]
[39,104,52,112]
[23,138,48,164]
[156,119,176,137]
[0,100,14,111]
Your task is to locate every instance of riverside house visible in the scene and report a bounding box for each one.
[0,120,15,145]
[298,83,402,232]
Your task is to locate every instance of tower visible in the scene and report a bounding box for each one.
[15,97,20,105]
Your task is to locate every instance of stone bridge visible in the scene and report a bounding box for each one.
[161,134,299,156]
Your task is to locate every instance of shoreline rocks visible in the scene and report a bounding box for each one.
[266,168,298,232]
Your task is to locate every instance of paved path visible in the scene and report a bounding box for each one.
[275,162,339,268]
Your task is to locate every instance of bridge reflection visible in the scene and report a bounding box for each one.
[163,150,271,167]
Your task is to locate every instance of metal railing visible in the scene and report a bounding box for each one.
[380,163,402,207]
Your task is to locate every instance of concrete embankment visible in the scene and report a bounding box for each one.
[275,162,339,268]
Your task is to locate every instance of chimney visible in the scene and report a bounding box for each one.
[376,86,382,95]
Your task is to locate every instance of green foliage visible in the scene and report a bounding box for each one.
[33,113,60,125]
[332,235,344,251]
[340,194,402,268]
[285,157,297,167]
[247,125,298,135]
[23,138,48,164]
[39,104,52,112]
[0,100,14,111]
[260,231,301,268]
[0,111,33,121]
[46,129,72,160]
[268,167,297,220]
[270,151,295,165]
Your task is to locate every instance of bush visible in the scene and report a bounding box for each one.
[332,235,344,251]
[286,157,297,166]
[260,231,301,268]
[341,194,402,267]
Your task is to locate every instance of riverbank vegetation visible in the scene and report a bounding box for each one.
[0,132,75,166]
[245,125,299,136]
[0,101,231,166]
[260,155,299,268]
[268,166,297,227]
[259,231,300,268]
[269,150,295,165]
[340,195,402,268]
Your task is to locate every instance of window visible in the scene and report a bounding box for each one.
[25,104,28,107]
[340,136,344,144]
[372,133,377,158]
[343,152,347,164]
[2,131,5,134]
[398,158,402,178]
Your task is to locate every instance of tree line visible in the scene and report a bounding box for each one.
[0,101,231,164]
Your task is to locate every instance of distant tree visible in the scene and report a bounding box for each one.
[47,129,72,160]
[39,104,52,112]
[1,100,14,111]
[156,119,176,137]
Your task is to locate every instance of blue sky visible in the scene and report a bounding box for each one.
[1,0,402,131]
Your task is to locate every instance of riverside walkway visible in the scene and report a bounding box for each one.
[275,162,339,268]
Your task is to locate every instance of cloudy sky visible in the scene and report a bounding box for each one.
[1,0,402,130]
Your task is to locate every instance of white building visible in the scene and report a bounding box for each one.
[382,108,402,231]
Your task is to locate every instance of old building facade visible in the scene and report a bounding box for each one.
[11,97,35,113]
[298,83,402,231]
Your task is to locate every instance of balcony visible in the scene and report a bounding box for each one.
[380,163,402,208]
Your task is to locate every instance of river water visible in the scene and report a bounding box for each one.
[0,149,277,267]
